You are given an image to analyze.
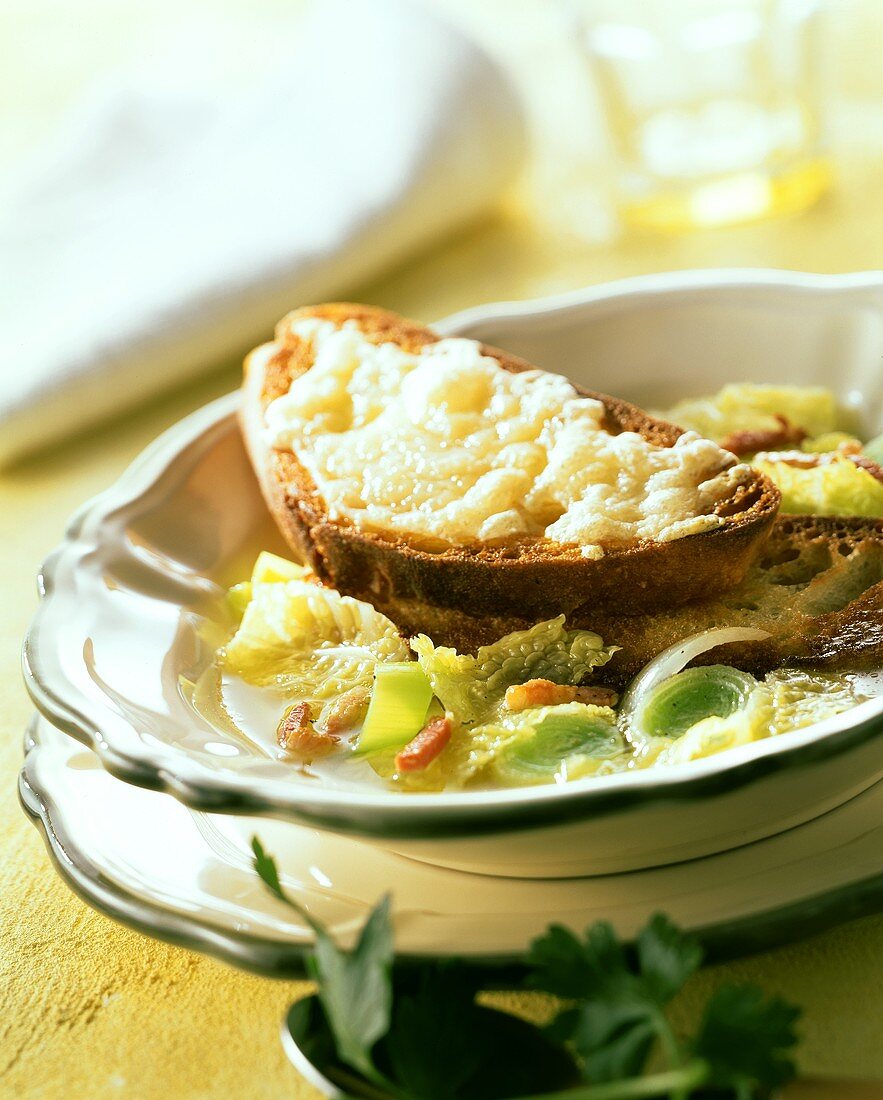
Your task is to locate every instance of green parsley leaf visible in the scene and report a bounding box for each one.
[452,1004,581,1099]
[694,983,801,1094]
[258,841,804,1100]
[381,964,579,1100]
[381,967,484,1100]
[635,913,704,1004]
[252,836,394,1084]
[530,923,656,1084]
[251,836,287,903]
[570,1004,658,1085]
[526,924,598,999]
[528,916,707,1086]
[310,894,394,1081]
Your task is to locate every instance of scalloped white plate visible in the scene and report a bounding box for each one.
[20,712,883,971]
[22,270,883,877]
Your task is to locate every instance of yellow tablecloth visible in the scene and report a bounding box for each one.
[3,3,883,1097]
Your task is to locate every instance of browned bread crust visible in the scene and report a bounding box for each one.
[362,517,883,689]
[429,515,881,684]
[241,304,780,631]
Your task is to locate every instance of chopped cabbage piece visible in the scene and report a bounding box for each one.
[765,669,869,735]
[754,453,883,516]
[222,578,409,699]
[801,432,862,454]
[225,582,253,620]
[863,433,883,464]
[664,384,843,445]
[225,553,309,622]
[250,551,309,584]
[411,616,617,725]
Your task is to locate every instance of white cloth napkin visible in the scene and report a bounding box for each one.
[0,0,523,465]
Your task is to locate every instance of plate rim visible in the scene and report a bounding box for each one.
[434,266,883,336]
[21,268,883,839]
[19,713,883,974]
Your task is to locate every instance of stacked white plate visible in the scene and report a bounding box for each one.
[20,271,883,976]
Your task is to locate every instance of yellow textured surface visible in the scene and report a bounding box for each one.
[3,2,883,1097]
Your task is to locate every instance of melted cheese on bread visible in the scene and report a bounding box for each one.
[264,319,746,556]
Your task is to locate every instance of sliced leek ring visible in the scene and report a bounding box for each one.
[619,626,770,750]
[637,665,758,741]
[494,710,620,785]
[356,662,433,756]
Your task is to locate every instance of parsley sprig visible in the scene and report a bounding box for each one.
[253,838,800,1100]
[527,918,799,1100]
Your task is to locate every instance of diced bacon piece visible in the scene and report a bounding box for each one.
[849,455,883,484]
[394,716,452,773]
[505,679,578,711]
[277,702,339,760]
[721,415,807,456]
[573,685,619,707]
[320,686,370,736]
[505,679,619,711]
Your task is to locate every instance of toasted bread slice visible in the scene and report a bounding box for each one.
[599,514,883,683]
[527,512,879,682]
[422,516,883,684]
[242,304,779,628]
